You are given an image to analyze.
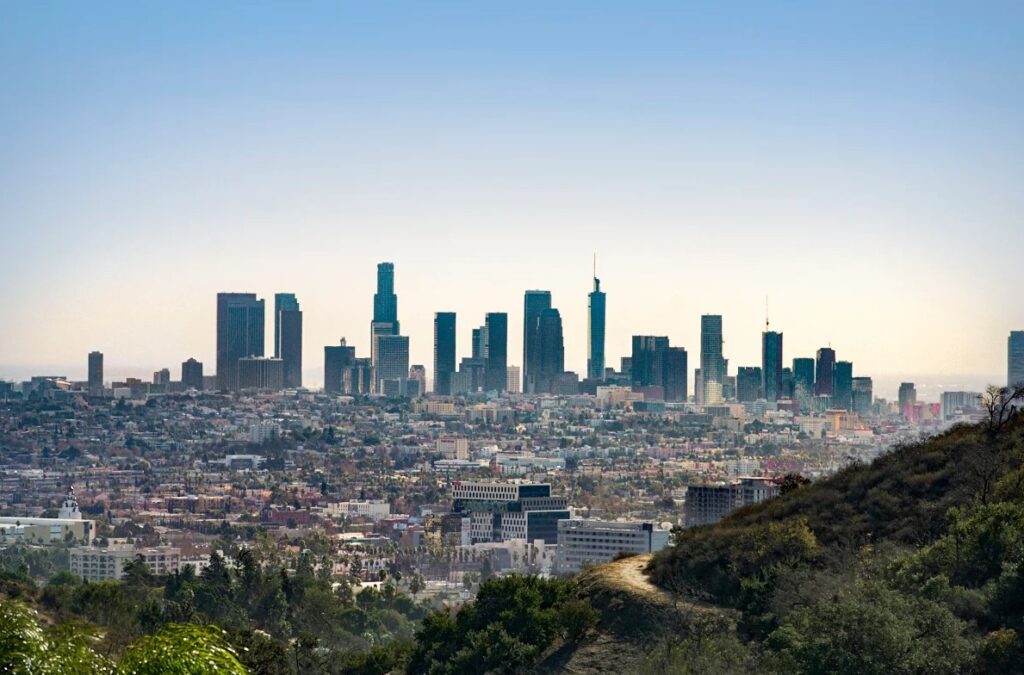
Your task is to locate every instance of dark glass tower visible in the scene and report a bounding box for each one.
[373,262,399,332]
[523,290,552,392]
[216,293,265,391]
[700,315,725,404]
[761,330,783,402]
[182,358,204,390]
[737,366,763,402]
[324,341,356,393]
[484,312,508,392]
[815,347,836,396]
[631,336,669,390]
[433,312,457,395]
[833,360,853,410]
[587,277,606,381]
[87,351,103,394]
[536,308,565,393]
[275,293,302,389]
[793,358,815,403]
[664,347,688,402]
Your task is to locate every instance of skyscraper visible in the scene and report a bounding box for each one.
[433,312,457,395]
[833,361,853,410]
[535,307,565,393]
[700,315,725,405]
[216,293,265,391]
[324,340,356,394]
[587,276,606,381]
[761,331,783,402]
[87,351,103,394]
[523,290,552,392]
[814,347,836,397]
[737,366,763,403]
[375,335,410,392]
[898,382,917,419]
[373,262,399,332]
[852,377,873,416]
[1010,331,1024,388]
[484,312,508,393]
[664,347,688,402]
[274,293,302,389]
[181,358,204,390]
[793,358,815,405]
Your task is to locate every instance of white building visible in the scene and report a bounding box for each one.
[70,545,181,582]
[557,519,670,574]
[437,437,469,460]
[323,499,392,522]
[249,421,281,444]
[506,366,521,394]
[0,486,93,545]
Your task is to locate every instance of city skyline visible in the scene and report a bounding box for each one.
[2,3,1022,396]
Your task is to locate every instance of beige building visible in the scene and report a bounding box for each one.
[70,544,181,582]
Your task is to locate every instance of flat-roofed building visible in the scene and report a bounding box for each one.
[70,545,181,582]
[557,519,670,574]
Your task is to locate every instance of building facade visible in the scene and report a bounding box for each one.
[216,292,265,391]
[433,312,457,395]
[587,277,606,381]
[557,519,670,574]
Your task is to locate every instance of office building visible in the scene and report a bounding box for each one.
[437,437,469,460]
[523,290,553,392]
[238,357,284,391]
[941,391,982,420]
[557,520,670,574]
[1010,331,1024,388]
[685,478,780,527]
[216,293,265,391]
[375,335,410,391]
[815,347,836,396]
[373,262,399,332]
[181,358,203,390]
[761,331,783,401]
[898,382,917,419]
[631,336,668,390]
[484,312,508,393]
[737,366,763,403]
[587,276,606,381]
[664,347,688,402]
[87,351,103,394]
[793,358,815,405]
[506,366,521,394]
[274,293,302,389]
[433,312,457,395]
[534,307,566,394]
[324,340,356,394]
[833,361,853,410]
[370,263,402,388]
[451,482,570,545]
[153,368,170,386]
[852,377,874,416]
[700,315,725,404]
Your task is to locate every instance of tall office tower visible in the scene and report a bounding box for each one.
[833,361,854,410]
[523,290,552,392]
[274,293,302,389]
[631,336,669,390]
[793,358,815,402]
[898,382,917,419]
[852,377,874,416]
[433,312,457,395]
[484,313,508,392]
[761,331,783,402]
[619,357,632,380]
[153,368,171,385]
[373,262,399,333]
[87,351,103,394]
[375,335,410,391]
[664,347,688,402]
[780,367,795,400]
[472,327,486,360]
[216,293,265,391]
[410,364,426,389]
[323,340,356,393]
[700,315,725,405]
[1010,331,1024,388]
[737,367,763,403]
[506,366,521,394]
[181,358,204,390]
[814,347,836,396]
[536,307,565,393]
[238,357,284,390]
[587,276,606,381]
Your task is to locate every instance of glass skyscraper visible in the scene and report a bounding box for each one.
[536,307,565,393]
[1010,331,1024,388]
[700,315,725,405]
[433,312,456,395]
[833,360,853,410]
[815,347,836,397]
[484,312,508,393]
[216,292,265,391]
[274,293,302,389]
[793,357,815,405]
[587,277,606,381]
[761,330,783,402]
[87,351,103,394]
[373,262,399,331]
[523,290,552,392]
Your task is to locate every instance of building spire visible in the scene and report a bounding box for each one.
[765,295,770,331]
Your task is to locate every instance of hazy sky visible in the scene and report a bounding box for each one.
[2,1,1022,398]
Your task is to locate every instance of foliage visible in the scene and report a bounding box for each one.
[117,624,246,675]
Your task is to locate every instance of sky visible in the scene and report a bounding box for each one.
[1,1,1022,399]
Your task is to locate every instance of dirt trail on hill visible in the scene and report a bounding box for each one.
[591,554,671,605]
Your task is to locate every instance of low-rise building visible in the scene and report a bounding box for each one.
[556,519,670,574]
[70,544,181,582]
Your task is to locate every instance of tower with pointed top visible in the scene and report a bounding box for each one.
[587,265,606,381]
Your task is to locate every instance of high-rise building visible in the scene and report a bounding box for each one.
[793,358,815,404]
[181,358,204,390]
[87,351,103,394]
[631,336,669,390]
[852,377,874,416]
[898,382,917,419]
[238,357,284,390]
[761,331,783,402]
[324,340,356,394]
[664,347,688,402]
[833,361,854,410]
[153,368,171,386]
[274,293,302,389]
[433,312,457,395]
[484,312,508,393]
[506,366,521,394]
[1010,331,1024,388]
[523,290,552,391]
[737,366,763,403]
[700,315,725,405]
[587,276,606,381]
[216,293,265,391]
[375,335,409,391]
[535,307,565,394]
[814,347,836,396]
[373,262,399,332]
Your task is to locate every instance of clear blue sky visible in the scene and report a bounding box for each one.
[2,1,1022,397]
